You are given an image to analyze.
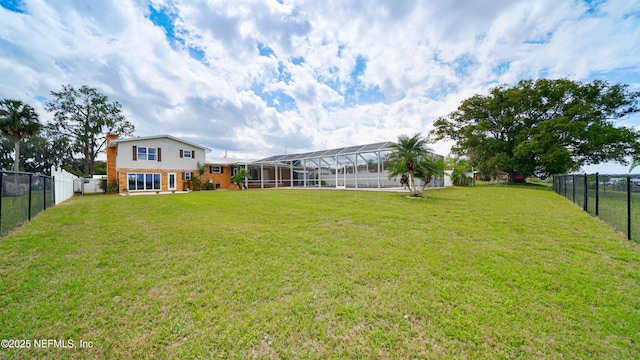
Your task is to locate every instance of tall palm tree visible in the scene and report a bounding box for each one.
[387,133,430,196]
[0,99,42,171]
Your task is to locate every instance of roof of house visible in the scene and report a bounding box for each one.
[206,157,245,166]
[252,141,398,163]
[108,134,211,152]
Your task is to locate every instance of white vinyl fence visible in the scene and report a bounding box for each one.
[73,178,105,194]
[51,166,77,204]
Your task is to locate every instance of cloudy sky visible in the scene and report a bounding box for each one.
[1,0,639,172]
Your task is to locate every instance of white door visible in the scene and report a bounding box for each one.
[168,173,176,190]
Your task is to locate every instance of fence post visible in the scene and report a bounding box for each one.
[572,175,576,203]
[595,172,599,217]
[28,173,33,221]
[628,176,632,241]
[584,174,588,212]
[43,175,47,211]
[0,171,3,232]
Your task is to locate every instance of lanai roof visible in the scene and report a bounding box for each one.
[252,141,396,164]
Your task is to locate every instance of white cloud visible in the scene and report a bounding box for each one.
[0,0,639,171]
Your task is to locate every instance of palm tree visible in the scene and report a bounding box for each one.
[387,133,430,196]
[196,161,207,190]
[231,168,250,190]
[630,158,640,173]
[0,99,42,171]
[416,155,444,191]
[448,157,473,186]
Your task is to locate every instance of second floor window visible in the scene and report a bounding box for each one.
[179,149,195,158]
[148,148,156,161]
[138,147,147,160]
[137,147,157,161]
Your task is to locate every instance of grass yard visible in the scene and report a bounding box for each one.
[1,186,639,358]
[1,190,54,236]
[0,194,29,236]
[589,189,640,242]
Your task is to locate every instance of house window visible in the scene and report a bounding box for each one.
[209,166,221,173]
[138,147,147,160]
[183,172,191,180]
[148,148,156,161]
[127,173,161,191]
[179,149,195,158]
[137,147,157,161]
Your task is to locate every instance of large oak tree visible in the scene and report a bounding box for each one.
[45,85,134,175]
[431,79,640,182]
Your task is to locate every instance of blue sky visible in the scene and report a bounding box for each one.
[1,0,639,173]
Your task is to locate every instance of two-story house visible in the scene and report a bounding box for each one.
[106,134,215,193]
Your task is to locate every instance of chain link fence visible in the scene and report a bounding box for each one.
[1,171,54,236]
[553,173,639,242]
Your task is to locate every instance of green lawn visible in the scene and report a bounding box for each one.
[1,186,639,358]
[589,189,639,240]
[1,190,54,236]
[1,193,32,236]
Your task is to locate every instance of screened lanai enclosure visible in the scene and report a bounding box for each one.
[242,142,445,190]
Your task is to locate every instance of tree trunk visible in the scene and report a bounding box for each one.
[88,141,96,176]
[83,145,91,176]
[409,172,419,196]
[421,175,433,191]
[13,139,20,171]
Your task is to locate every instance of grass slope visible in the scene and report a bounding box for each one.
[1,186,639,359]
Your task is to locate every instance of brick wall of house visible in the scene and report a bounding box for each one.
[117,167,238,192]
[116,168,198,192]
[201,166,238,190]
[106,134,117,184]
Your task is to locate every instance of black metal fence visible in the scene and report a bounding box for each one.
[553,173,639,242]
[1,171,55,236]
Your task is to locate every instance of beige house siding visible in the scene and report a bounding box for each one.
[115,138,206,170]
[107,135,220,193]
